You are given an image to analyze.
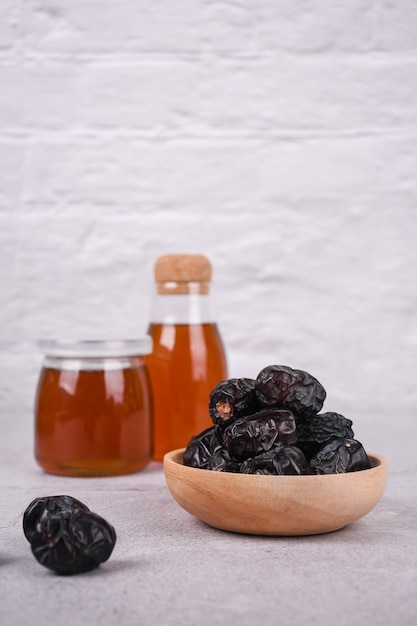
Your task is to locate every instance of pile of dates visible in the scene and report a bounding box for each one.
[23,495,116,575]
[184,364,371,475]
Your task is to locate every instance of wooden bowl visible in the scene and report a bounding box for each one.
[163,449,389,536]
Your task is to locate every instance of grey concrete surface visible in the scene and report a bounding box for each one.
[1,434,416,626]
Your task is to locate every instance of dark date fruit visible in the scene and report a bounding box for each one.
[223,408,297,461]
[209,378,258,427]
[183,364,372,477]
[207,447,241,473]
[240,445,310,475]
[23,495,89,544]
[310,438,371,474]
[295,412,355,460]
[23,495,116,575]
[255,365,326,417]
[183,425,225,469]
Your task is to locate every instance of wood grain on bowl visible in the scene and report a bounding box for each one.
[163,449,389,536]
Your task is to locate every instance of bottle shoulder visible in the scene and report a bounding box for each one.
[149,293,216,324]
[147,322,225,354]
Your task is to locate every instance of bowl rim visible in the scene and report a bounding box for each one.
[163,448,389,480]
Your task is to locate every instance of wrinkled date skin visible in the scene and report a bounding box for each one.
[183,425,225,469]
[240,445,310,475]
[183,364,372,476]
[223,409,297,461]
[23,496,116,575]
[207,447,241,473]
[310,439,371,474]
[295,412,355,460]
[23,495,89,544]
[255,365,326,417]
[209,378,258,427]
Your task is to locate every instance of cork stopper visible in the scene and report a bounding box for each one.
[154,254,212,294]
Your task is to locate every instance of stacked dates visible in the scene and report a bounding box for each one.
[23,495,116,575]
[184,365,371,475]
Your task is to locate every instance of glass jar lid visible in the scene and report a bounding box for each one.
[38,338,152,358]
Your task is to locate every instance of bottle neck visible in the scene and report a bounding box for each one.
[149,293,216,325]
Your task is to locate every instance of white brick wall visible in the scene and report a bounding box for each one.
[1,0,416,467]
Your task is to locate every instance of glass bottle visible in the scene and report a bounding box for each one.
[146,254,228,461]
[35,339,153,477]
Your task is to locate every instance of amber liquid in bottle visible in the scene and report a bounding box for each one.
[35,360,152,477]
[146,323,228,461]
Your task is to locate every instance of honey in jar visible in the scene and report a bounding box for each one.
[35,339,153,477]
[146,254,228,461]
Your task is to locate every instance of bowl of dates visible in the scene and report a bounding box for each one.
[163,365,389,536]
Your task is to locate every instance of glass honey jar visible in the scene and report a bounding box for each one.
[35,339,153,477]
